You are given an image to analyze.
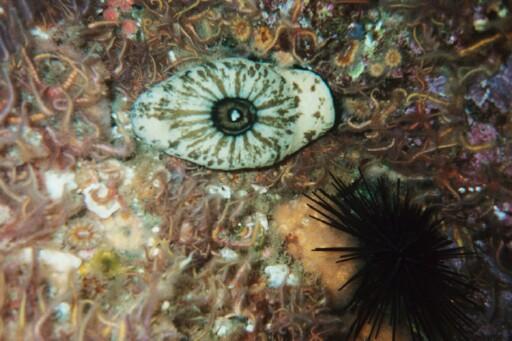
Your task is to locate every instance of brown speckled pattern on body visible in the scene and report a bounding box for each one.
[131,58,335,170]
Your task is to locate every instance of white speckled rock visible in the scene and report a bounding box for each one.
[131,58,335,170]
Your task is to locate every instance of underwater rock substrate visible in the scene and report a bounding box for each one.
[131,57,335,170]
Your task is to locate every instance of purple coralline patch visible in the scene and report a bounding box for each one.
[404,74,449,115]
[466,123,500,170]
[468,55,512,113]
[467,123,498,145]
[470,149,499,170]
[426,75,448,97]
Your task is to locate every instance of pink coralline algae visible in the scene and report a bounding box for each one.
[107,0,134,12]
[467,55,512,113]
[467,123,498,145]
[121,19,138,37]
[467,123,500,170]
[103,0,134,20]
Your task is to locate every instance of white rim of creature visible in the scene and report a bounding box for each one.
[131,57,335,170]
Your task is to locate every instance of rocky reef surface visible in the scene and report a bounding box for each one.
[0,0,511,340]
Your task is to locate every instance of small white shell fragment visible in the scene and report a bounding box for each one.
[245,321,255,333]
[77,249,94,260]
[251,184,268,194]
[122,166,135,186]
[253,212,269,231]
[179,253,194,270]
[161,300,171,312]
[132,58,335,170]
[17,248,82,295]
[167,49,177,63]
[83,182,121,219]
[15,248,82,274]
[207,184,232,199]
[0,204,12,225]
[235,189,248,198]
[44,170,78,200]
[146,237,156,247]
[213,316,244,337]
[220,247,239,261]
[151,248,160,257]
[286,272,300,286]
[30,27,50,40]
[265,264,292,288]
[54,302,71,321]
[22,248,82,272]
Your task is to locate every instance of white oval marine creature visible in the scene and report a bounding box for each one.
[131,58,335,170]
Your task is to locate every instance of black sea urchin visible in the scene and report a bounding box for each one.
[306,173,478,341]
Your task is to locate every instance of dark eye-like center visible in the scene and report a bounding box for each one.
[211,98,257,136]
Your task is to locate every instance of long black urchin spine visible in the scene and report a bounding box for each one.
[306,171,479,341]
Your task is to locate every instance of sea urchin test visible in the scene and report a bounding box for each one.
[131,58,335,170]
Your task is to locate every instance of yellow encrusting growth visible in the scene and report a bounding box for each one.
[273,197,357,306]
[81,249,124,278]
